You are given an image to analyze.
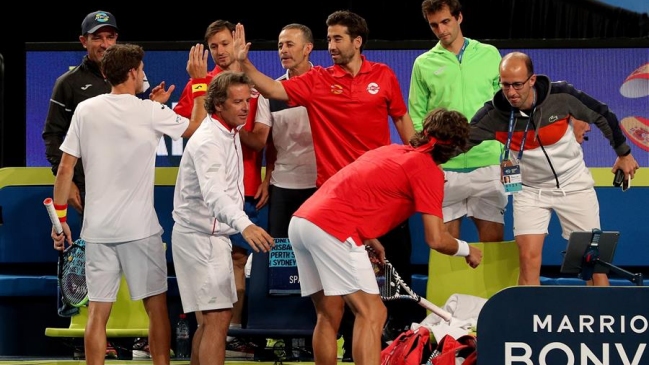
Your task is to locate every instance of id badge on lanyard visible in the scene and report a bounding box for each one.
[502,161,522,194]
[501,108,532,194]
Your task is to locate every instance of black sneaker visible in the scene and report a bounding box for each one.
[133,337,150,359]
[226,337,256,359]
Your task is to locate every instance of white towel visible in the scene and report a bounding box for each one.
[412,293,487,341]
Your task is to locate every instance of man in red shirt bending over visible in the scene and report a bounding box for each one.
[290,108,482,365]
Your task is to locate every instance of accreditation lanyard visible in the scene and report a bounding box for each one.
[456,39,469,63]
[503,107,535,162]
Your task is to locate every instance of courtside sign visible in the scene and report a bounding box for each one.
[478,286,648,364]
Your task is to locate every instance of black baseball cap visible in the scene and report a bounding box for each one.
[81,11,118,35]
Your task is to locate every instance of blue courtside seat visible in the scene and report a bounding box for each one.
[229,250,316,339]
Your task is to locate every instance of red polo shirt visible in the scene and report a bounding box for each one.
[282,55,407,187]
[174,68,261,196]
[294,144,443,245]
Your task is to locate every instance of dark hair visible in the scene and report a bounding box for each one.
[326,10,369,52]
[204,71,253,114]
[421,0,462,19]
[204,20,236,43]
[410,108,470,164]
[281,23,314,44]
[524,54,535,76]
[101,43,144,86]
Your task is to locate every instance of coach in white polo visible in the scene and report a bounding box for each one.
[171,71,273,363]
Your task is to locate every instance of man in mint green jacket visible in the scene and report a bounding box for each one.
[409,0,505,242]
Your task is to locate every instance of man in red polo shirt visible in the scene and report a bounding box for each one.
[233,10,417,360]
[174,19,264,358]
[234,12,414,186]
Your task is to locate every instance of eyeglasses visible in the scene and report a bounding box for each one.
[499,75,532,90]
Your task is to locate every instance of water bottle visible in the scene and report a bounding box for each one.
[175,313,190,358]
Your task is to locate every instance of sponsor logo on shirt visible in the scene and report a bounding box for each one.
[330,84,343,95]
[80,84,92,90]
[434,66,446,75]
[548,115,558,123]
[207,164,221,172]
[366,82,380,95]
[175,116,182,123]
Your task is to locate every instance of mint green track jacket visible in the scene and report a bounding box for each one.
[408,38,503,170]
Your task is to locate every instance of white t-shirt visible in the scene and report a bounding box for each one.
[255,72,316,189]
[61,93,189,242]
[172,116,253,236]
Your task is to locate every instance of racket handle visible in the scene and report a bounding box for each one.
[420,297,453,322]
[44,198,63,234]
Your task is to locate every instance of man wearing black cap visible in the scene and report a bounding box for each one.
[42,10,119,218]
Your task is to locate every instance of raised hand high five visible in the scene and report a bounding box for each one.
[233,23,251,63]
[186,43,209,80]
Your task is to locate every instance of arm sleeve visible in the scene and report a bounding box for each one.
[194,142,254,233]
[408,61,428,132]
[386,67,407,119]
[42,78,73,175]
[151,101,190,141]
[172,79,195,118]
[490,47,502,94]
[59,110,82,159]
[468,103,498,150]
[411,163,444,218]
[282,70,315,107]
[555,82,630,156]
[255,95,273,127]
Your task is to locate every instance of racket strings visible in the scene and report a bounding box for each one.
[62,273,87,302]
[381,263,399,298]
[366,247,404,300]
[60,244,88,306]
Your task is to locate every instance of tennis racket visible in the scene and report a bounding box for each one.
[366,246,452,322]
[44,198,89,307]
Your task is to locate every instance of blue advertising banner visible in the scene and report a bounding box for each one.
[25,48,649,169]
[268,238,300,295]
[478,286,649,364]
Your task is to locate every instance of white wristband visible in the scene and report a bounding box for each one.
[454,239,470,257]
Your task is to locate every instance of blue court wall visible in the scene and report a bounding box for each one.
[0,167,646,269]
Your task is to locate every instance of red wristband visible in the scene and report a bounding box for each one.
[191,77,210,98]
[58,216,67,223]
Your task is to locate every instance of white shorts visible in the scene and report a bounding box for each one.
[85,232,168,302]
[287,217,379,297]
[172,224,237,313]
[443,165,507,223]
[513,187,600,239]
